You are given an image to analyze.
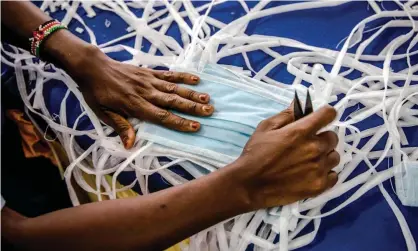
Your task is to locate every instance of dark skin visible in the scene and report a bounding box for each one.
[1,2,340,251]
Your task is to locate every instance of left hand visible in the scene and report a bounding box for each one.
[66,47,214,149]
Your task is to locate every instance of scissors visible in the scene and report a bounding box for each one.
[293,90,313,120]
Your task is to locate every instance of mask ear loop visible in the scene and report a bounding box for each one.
[252,222,272,251]
[288,207,322,249]
[237,210,267,251]
[327,10,417,106]
[4,1,418,249]
[95,151,111,201]
[183,0,210,39]
[110,142,154,199]
[145,2,182,68]
[67,112,113,200]
[228,212,255,250]
[64,140,98,206]
[182,0,215,70]
[388,34,418,164]
[59,91,104,200]
[60,1,79,27]
[12,55,99,138]
[135,156,148,195]
[298,124,384,214]
[338,126,386,183]
[393,92,418,206]
[379,182,416,251]
[338,20,414,77]
[378,36,416,232]
[293,167,395,220]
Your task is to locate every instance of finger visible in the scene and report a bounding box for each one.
[152,80,210,104]
[152,70,200,85]
[324,150,340,172]
[151,93,214,116]
[317,131,339,153]
[134,102,201,132]
[80,94,136,149]
[257,102,295,132]
[286,105,337,138]
[104,111,136,149]
[287,139,328,163]
[326,171,338,189]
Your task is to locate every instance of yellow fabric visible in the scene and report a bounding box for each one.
[165,239,190,251]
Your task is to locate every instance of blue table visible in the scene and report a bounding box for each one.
[6,1,418,250]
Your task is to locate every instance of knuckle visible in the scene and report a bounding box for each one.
[257,119,269,129]
[164,71,174,81]
[187,90,196,100]
[179,72,186,80]
[164,95,177,108]
[308,142,321,156]
[134,70,148,77]
[281,109,294,120]
[286,130,299,142]
[188,101,197,112]
[311,178,326,192]
[126,94,143,109]
[156,110,171,122]
[293,126,307,136]
[175,117,186,127]
[145,92,157,102]
[311,161,321,170]
[166,83,177,93]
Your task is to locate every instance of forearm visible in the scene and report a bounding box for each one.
[3,163,251,251]
[1,1,96,77]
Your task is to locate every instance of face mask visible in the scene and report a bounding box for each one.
[396,161,418,207]
[137,64,299,164]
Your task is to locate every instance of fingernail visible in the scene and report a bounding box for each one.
[202,105,212,113]
[199,94,207,102]
[191,76,199,82]
[191,122,200,130]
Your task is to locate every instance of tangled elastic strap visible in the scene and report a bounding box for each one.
[1,1,417,251]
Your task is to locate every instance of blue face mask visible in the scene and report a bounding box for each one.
[396,161,418,207]
[138,64,299,164]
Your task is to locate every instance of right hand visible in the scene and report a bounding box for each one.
[231,104,340,210]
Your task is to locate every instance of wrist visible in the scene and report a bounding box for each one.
[42,29,107,79]
[214,160,256,214]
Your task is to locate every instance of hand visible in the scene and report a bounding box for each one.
[69,47,214,149]
[230,104,339,210]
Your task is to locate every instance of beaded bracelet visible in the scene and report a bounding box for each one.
[29,20,67,58]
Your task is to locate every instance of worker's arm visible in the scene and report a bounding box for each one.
[1,1,215,149]
[2,106,339,251]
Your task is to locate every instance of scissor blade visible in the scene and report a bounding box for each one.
[304,90,313,116]
[293,91,304,120]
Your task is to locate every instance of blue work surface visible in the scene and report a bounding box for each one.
[7,1,418,250]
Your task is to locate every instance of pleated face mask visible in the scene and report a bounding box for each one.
[138,64,301,164]
[396,161,418,207]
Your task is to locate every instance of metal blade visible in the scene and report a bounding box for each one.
[304,90,313,116]
[293,91,304,120]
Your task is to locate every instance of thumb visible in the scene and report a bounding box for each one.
[81,93,135,149]
[257,102,295,132]
[101,110,136,149]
